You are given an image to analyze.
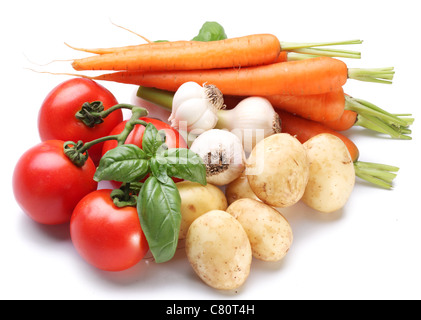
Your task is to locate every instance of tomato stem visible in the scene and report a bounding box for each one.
[75,101,106,127]
[78,135,121,154]
[116,107,149,146]
[77,107,148,153]
[63,140,90,167]
[110,183,138,207]
[65,105,149,166]
[100,103,141,118]
[75,102,148,128]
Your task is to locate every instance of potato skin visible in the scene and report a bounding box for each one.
[225,172,261,205]
[176,181,227,239]
[302,133,355,213]
[185,210,252,290]
[227,198,293,262]
[246,133,310,208]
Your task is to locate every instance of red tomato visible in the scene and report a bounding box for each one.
[102,117,188,187]
[13,140,98,225]
[102,117,187,153]
[70,189,149,272]
[38,78,123,165]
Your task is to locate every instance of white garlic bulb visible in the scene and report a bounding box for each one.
[190,129,245,186]
[216,97,282,153]
[169,82,224,133]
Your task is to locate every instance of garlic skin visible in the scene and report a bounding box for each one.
[190,129,245,186]
[216,97,282,153]
[169,82,224,133]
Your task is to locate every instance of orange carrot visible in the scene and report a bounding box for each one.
[320,109,358,131]
[266,88,345,122]
[65,42,156,55]
[71,34,282,71]
[66,38,206,55]
[89,57,349,96]
[276,109,360,161]
[276,51,289,62]
[275,51,322,62]
[69,35,363,72]
[67,43,316,63]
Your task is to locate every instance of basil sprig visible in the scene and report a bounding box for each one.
[94,123,207,263]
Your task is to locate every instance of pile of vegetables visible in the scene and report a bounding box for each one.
[14,22,413,291]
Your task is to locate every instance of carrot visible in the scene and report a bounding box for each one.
[276,109,360,161]
[275,51,320,62]
[276,51,289,62]
[89,57,351,96]
[320,109,358,131]
[66,39,208,56]
[266,88,345,122]
[69,35,363,72]
[84,55,394,96]
[66,41,301,63]
[221,90,413,138]
[269,92,412,138]
[71,34,282,71]
[65,41,155,55]
[276,109,400,189]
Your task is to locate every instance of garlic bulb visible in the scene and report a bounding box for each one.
[190,129,245,186]
[215,97,282,153]
[169,82,224,134]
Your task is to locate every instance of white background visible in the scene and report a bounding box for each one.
[1,0,420,300]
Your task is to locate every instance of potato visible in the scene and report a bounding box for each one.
[227,198,293,262]
[302,133,355,213]
[225,171,261,205]
[246,133,310,208]
[185,210,252,290]
[176,181,227,239]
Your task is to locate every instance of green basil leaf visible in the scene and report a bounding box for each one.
[192,21,227,42]
[142,123,167,157]
[164,148,207,185]
[94,144,149,183]
[150,155,170,184]
[137,176,181,263]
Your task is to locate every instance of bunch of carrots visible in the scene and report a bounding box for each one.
[57,22,413,189]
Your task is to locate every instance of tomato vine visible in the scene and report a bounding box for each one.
[65,103,207,263]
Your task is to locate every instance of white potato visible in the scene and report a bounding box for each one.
[185,210,252,290]
[227,198,293,262]
[176,181,227,239]
[246,133,310,208]
[302,133,355,213]
[225,171,261,205]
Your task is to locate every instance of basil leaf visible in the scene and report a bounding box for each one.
[164,148,207,185]
[150,155,170,184]
[192,21,227,42]
[142,123,167,157]
[137,176,181,263]
[94,144,149,183]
